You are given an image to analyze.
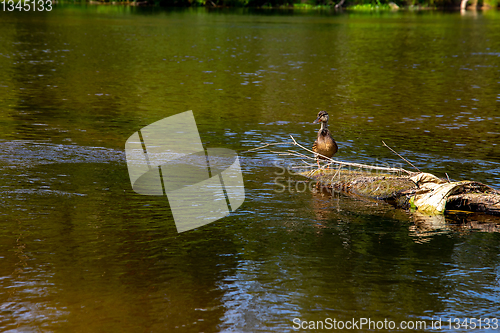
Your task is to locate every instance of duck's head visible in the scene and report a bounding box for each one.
[313,111,329,124]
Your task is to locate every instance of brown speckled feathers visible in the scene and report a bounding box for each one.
[312,129,337,159]
[312,111,338,161]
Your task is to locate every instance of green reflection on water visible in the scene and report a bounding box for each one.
[0,6,499,333]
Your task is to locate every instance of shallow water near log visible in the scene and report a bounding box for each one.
[1,6,500,332]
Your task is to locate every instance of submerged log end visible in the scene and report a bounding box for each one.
[447,193,500,216]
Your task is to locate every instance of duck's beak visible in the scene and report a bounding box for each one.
[313,117,321,124]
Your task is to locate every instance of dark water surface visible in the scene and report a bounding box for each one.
[1,6,500,332]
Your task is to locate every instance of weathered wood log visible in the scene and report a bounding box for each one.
[302,169,500,216]
[250,135,500,217]
[447,193,500,216]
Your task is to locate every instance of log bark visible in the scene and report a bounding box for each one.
[447,193,500,215]
[303,169,500,216]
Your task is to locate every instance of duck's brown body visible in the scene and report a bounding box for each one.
[312,128,338,159]
[312,111,338,167]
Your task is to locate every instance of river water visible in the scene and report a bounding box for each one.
[1,6,499,332]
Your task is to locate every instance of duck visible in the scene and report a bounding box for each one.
[312,110,338,168]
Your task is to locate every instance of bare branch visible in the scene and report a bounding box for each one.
[290,135,410,174]
[330,164,343,184]
[246,135,414,176]
[243,141,292,153]
[382,141,421,172]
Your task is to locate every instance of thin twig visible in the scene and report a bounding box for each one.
[445,173,451,183]
[246,136,412,176]
[286,149,313,160]
[270,150,295,156]
[382,141,421,172]
[305,168,318,178]
[300,160,317,167]
[290,163,320,168]
[330,164,342,184]
[243,141,292,153]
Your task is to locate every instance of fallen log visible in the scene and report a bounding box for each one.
[246,135,500,217]
[302,169,500,216]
